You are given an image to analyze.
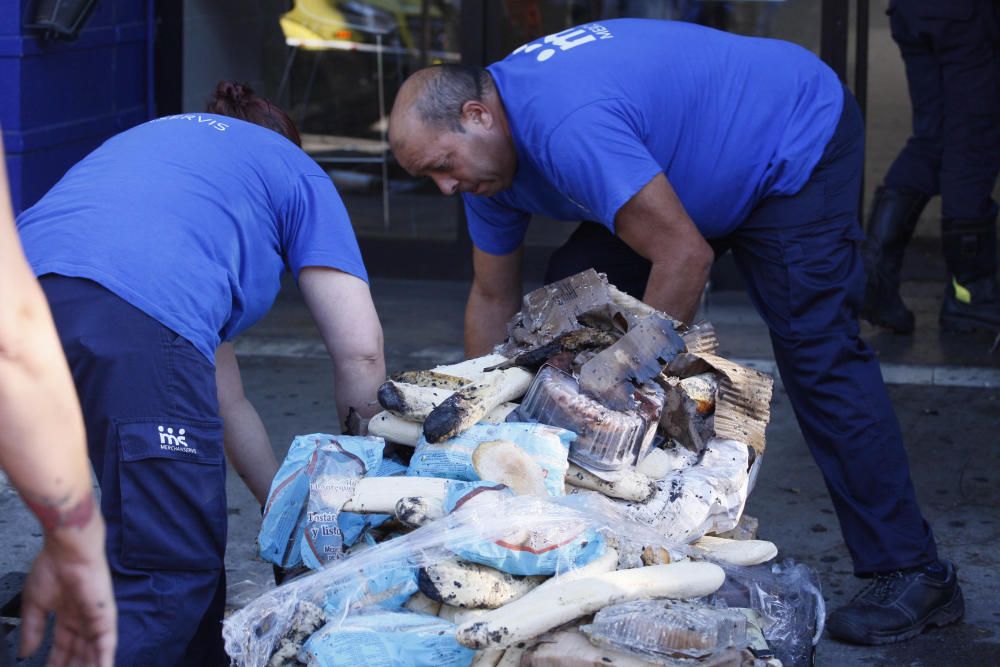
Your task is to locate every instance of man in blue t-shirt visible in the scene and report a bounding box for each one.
[17,82,386,665]
[389,19,964,645]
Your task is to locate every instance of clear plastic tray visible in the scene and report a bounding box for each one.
[580,599,749,660]
[519,365,664,471]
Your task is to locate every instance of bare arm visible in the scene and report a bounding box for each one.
[216,343,278,505]
[298,267,386,422]
[464,246,524,357]
[614,173,714,323]
[0,141,116,665]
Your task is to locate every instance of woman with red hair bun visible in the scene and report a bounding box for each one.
[15,80,386,665]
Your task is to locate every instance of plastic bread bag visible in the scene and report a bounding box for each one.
[324,555,418,616]
[301,610,474,667]
[406,422,575,496]
[440,481,606,576]
[707,560,825,667]
[259,434,386,569]
[301,456,407,570]
[223,493,692,667]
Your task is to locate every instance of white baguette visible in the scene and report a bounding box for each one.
[522,629,670,666]
[565,464,656,502]
[341,477,452,514]
[403,591,442,616]
[420,558,546,609]
[433,354,511,380]
[394,496,445,528]
[534,547,619,592]
[471,649,505,667]
[377,380,454,420]
[440,604,490,626]
[689,535,778,566]
[424,367,533,443]
[634,447,673,479]
[473,439,549,496]
[497,646,527,666]
[368,402,522,447]
[368,410,424,446]
[456,561,725,649]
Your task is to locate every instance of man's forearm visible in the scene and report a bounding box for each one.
[642,253,712,323]
[464,286,520,357]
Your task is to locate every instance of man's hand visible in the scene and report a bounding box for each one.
[615,173,714,323]
[465,246,524,357]
[19,497,116,667]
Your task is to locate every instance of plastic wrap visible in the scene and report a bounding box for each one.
[442,482,605,576]
[407,422,575,496]
[623,438,751,543]
[225,494,692,667]
[580,599,749,660]
[519,366,663,471]
[259,434,390,569]
[710,560,825,667]
[301,610,474,667]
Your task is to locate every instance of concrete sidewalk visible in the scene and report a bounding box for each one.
[2,277,998,666]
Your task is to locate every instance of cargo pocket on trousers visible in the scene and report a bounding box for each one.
[116,418,227,571]
[782,221,866,337]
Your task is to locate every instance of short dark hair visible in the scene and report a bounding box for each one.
[414,65,491,133]
[205,80,302,147]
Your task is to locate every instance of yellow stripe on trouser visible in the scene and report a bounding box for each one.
[953,277,972,304]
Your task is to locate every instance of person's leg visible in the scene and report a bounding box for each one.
[732,92,962,644]
[545,221,651,298]
[861,4,939,333]
[882,4,945,198]
[40,276,228,666]
[929,0,1000,330]
[544,220,731,305]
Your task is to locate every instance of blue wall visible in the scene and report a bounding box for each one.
[1,0,153,214]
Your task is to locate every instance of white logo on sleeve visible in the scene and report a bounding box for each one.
[158,425,198,453]
[513,23,614,63]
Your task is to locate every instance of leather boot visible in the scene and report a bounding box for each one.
[860,186,929,333]
[939,215,1000,333]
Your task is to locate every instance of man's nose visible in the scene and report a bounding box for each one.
[433,175,459,195]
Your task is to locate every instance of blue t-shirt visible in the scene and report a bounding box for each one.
[464,19,845,254]
[17,114,367,363]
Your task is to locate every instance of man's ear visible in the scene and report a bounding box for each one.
[461,100,494,129]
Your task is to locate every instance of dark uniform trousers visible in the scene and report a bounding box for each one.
[41,276,229,667]
[546,88,939,576]
[883,0,1000,221]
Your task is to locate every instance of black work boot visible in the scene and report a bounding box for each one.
[827,560,964,645]
[939,216,1000,333]
[860,186,930,333]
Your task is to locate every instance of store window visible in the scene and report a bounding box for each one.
[179,1,861,279]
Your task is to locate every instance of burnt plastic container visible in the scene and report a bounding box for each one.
[519,365,664,471]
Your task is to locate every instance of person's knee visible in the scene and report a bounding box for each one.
[115,568,224,666]
[545,222,651,297]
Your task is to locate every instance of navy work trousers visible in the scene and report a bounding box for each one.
[40,276,228,666]
[546,90,939,575]
[883,0,1000,220]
